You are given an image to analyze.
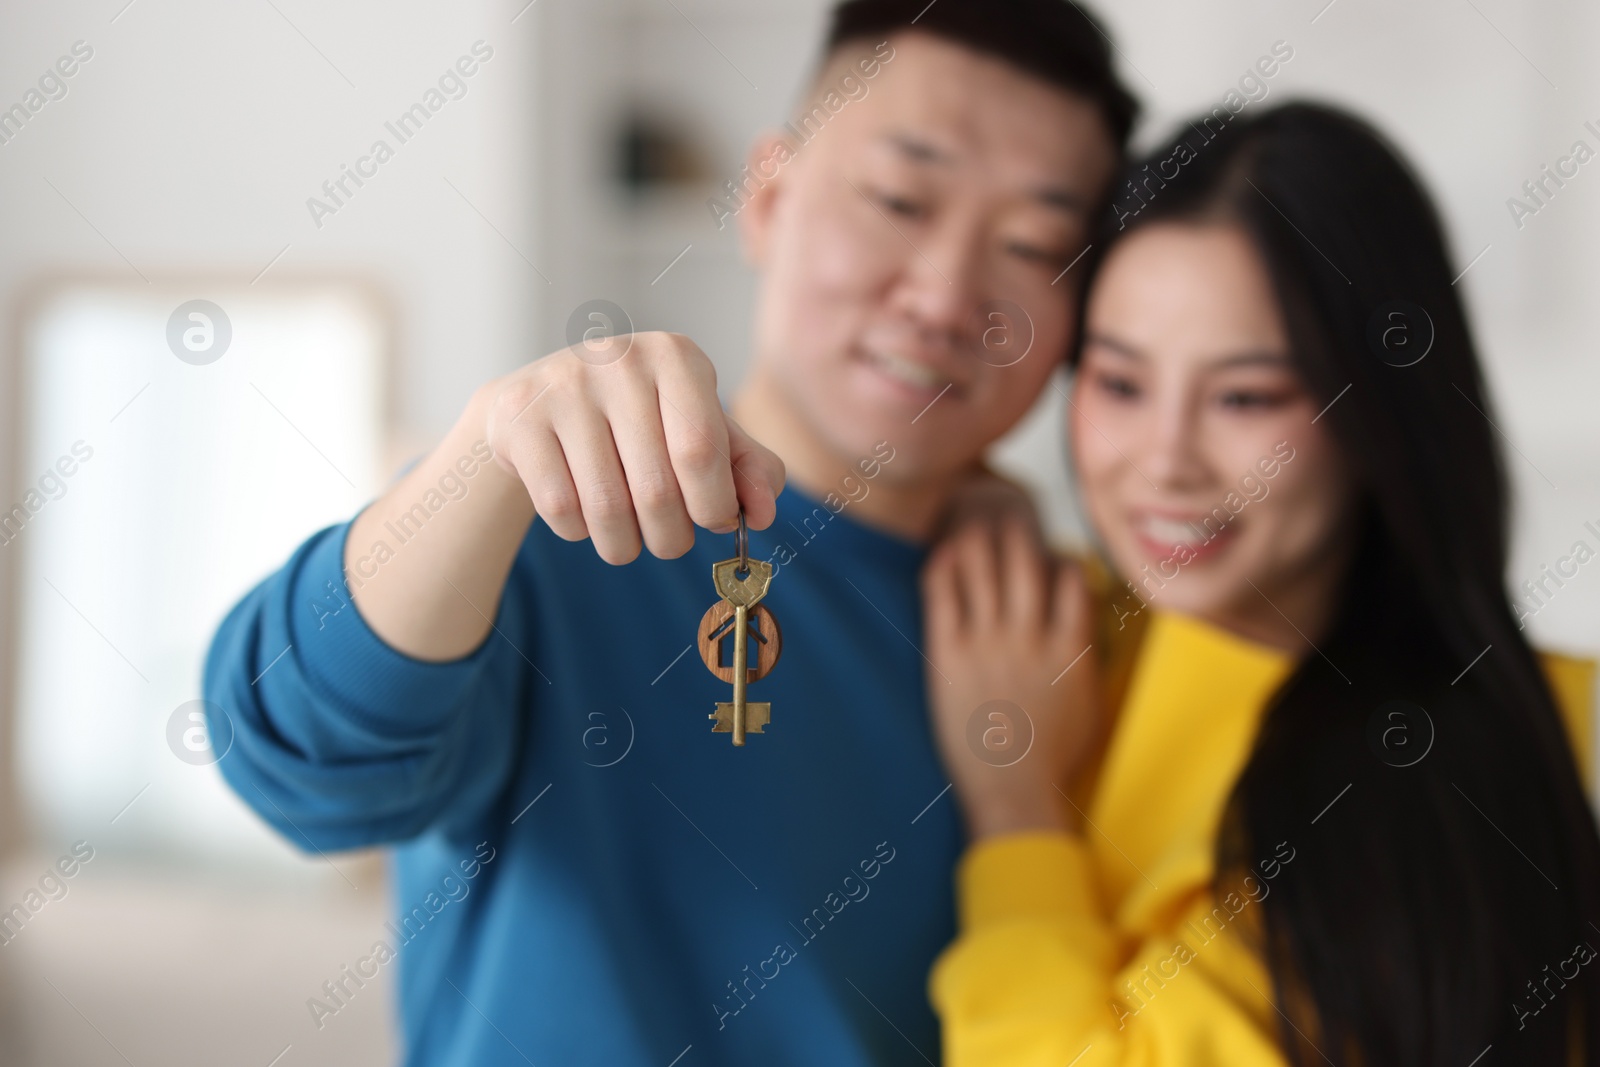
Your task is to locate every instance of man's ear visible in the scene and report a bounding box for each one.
[735,130,795,269]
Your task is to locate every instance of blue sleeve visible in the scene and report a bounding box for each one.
[201,521,529,853]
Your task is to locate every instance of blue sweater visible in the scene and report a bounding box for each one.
[203,481,961,1065]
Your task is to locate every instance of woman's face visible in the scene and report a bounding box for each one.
[1070,221,1359,647]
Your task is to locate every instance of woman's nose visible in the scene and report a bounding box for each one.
[1139,394,1211,490]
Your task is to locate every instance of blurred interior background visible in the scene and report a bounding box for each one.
[0,0,1595,1062]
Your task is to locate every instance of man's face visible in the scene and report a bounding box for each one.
[739,31,1118,485]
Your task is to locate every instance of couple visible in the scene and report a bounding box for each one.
[204,1,1600,1064]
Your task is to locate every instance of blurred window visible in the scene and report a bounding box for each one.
[10,282,386,871]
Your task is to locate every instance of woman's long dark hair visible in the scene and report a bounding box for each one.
[1082,103,1600,1064]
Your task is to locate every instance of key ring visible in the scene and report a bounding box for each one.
[699,505,781,744]
[735,510,749,578]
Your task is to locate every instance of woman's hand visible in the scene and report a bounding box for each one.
[921,514,1102,841]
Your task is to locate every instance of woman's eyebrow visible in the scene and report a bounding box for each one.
[1208,351,1292,370]
[1082,336,1291,369]
[1082,333,1144,359]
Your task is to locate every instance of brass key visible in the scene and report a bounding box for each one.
[697,513,782,745]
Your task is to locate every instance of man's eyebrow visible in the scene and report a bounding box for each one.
[1034,187,1087,214]
[884,131,953,164]
[882,131,1087,214]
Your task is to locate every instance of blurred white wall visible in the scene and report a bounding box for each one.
[0,0,1595,1064]
[0,2,543,1063]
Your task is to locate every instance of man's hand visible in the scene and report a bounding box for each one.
[484,332,786,565]
[921,514,1103,840]
[345,332,785,661]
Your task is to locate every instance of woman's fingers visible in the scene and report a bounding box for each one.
[942,515,1051,641]
[998,514,1047,630]
[1048,557,1093,656]
[953,522,1001,629]
[921,542,964,646]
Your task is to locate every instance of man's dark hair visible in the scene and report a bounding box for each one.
[821,0,1139,147]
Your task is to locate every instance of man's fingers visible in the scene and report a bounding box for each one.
[724,414,785,531]
[658,374,741,534]
[610,387,696,560]
[492,334,783,565]
[509,425,588,543]
[552,406,642,565]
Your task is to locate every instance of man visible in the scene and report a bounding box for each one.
[204,2,1135,1063]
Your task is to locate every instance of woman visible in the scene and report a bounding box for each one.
[921,102,1600,1065]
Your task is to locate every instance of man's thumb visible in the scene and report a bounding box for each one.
[724,414,786,530]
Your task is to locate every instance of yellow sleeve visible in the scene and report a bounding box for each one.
[929,832,1289,1067]
[1540,651,1595,786]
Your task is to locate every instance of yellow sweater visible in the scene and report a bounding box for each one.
[927,609,1596,1067]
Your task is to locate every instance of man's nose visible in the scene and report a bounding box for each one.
[898,220,985,340]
